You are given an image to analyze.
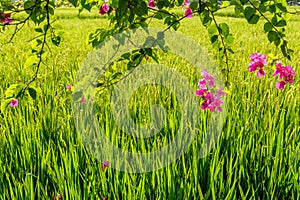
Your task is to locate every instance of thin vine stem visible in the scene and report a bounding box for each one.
[206,6,230,85]
[19,0,51,97]
[247,0,291,58]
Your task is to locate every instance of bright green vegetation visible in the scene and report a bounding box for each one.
[0,7,299,199]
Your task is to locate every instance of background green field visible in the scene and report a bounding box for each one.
[0,7,299,199]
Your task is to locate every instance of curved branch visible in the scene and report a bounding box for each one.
[247,0,291,57]
[207,6,230,84]
[19,0,51,96]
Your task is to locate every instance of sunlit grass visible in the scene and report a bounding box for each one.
[0,7,299,199]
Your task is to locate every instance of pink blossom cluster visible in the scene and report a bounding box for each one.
[248,52,267,78]
[148,0,158,9]
[99,3,110,15]
[248,52,295,90]
[182,0,192,19]
[196,69,226,112]
[273,62,295,90]
[0,13,12,25]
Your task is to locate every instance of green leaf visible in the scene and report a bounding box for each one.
[157,1,164,9]
[234,5,244,16]
[210,35,218,44]
[267,31,280,46]
[190,2,198,11]
[28,87,37,99]
[264,22,272,33]
[200,10,212,27]
[271,15,277,25]
[240,0,248,5]
[154,13,163,20]
[244,7,255,19]
[5,84,24,99]
[231,0,244,15]
[51,36,61,46]
[68,0,78,7]
[80,0,93,12]
[35,28,43,33]
[119,52,131,61]
[269,4,276,13]
[136,1,148,16]
[208,24,218,36]
[225,34,234,46]
[24,1,34,11]
[48,6,55,15]
[276,20,286,27]
[276,3,287,12]
[244,7,259,24]
[131,53,143,65]
[219,23,229,37]
[259,3,267,13]
[111,72,123,80]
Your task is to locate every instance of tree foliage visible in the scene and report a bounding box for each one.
[0,0,296,107]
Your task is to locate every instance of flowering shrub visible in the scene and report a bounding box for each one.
[248,52,267,78]
[0,0,297,113]
[196,69,226,112]
[273,62,295,90]
[248,53,295,90]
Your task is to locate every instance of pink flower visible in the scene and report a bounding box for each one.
[185,7,193,19]
[182,0,190,9]
[1,13,12,25]
[276,81,286,90]
[200,92,224,112]
[148,0,158,9]
[9,99,18,107]
[182,0,192,19]
[57,194,62,199]
[196,70,225,112]
[80,96,86,103]
[209,95,224,112]
[196,88,207,97]
[66,84,71,91]
[273,62,285,79]
[102,160,110,171]
[273,62,295,90]
[216,86,226,97]
[201,68,215,87]
[99,3,109,15]
[200,91,213,110]
[198,79,206,88]
[248,52,267,78]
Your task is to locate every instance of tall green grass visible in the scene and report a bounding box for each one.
[0,7,299,199]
